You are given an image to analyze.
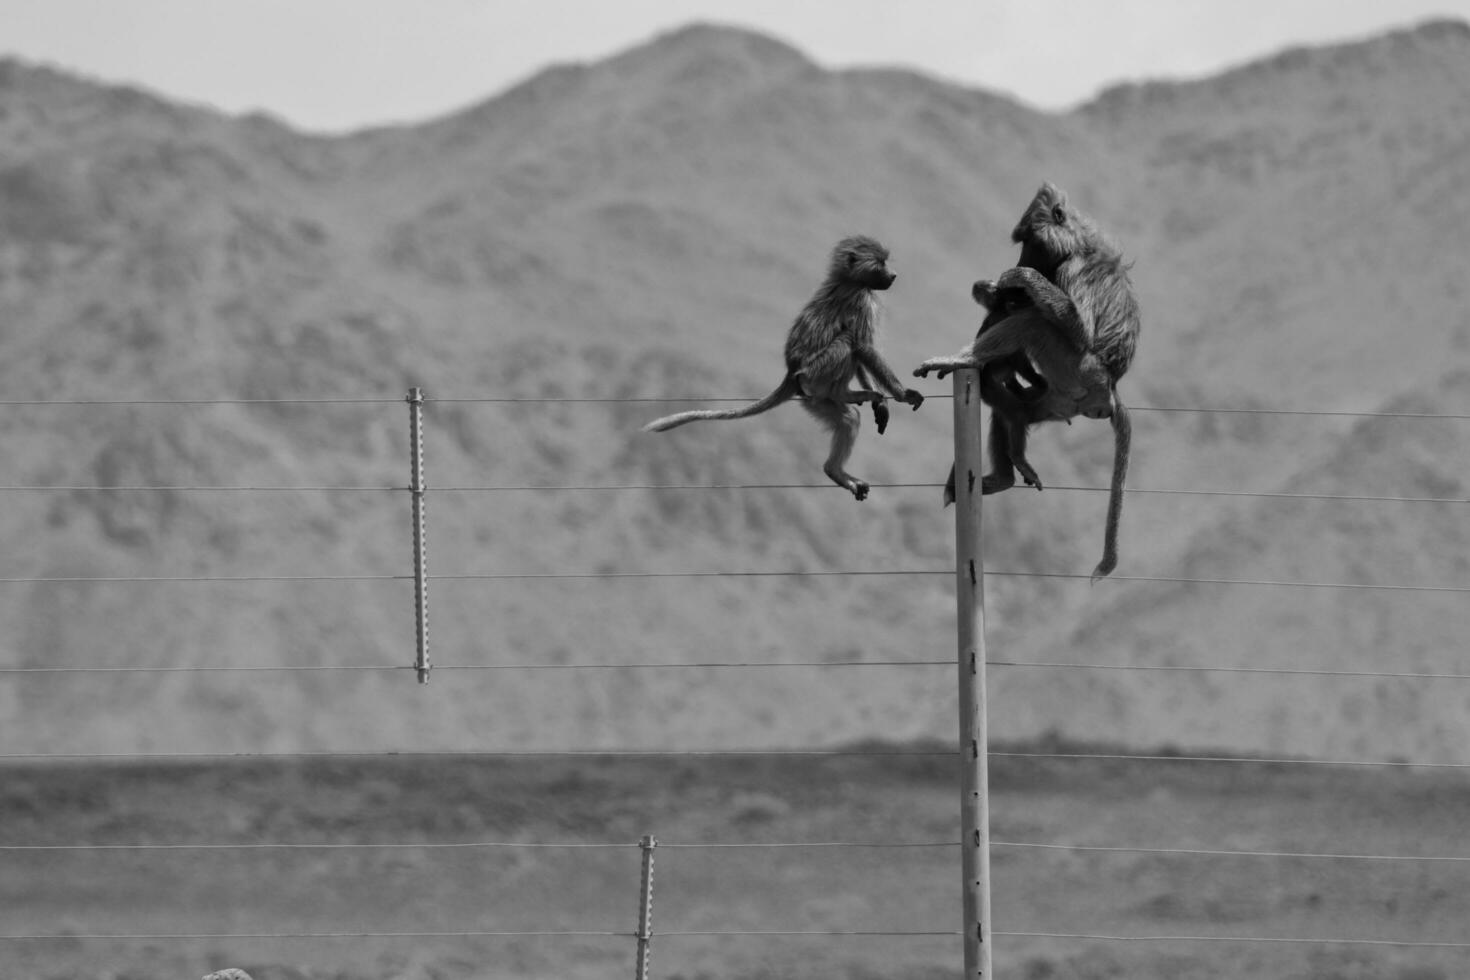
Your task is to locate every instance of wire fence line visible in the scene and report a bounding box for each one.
[8,659,1470,697]
[4,746,1469,770]
[3,481,1465,505]
[0,393,1465,420]
[0,568,1464,593]
[0,484,406,492]
[6,658,1470,682]
[3,390,1466,968]
[5,928,1470,949]
[4,837,1469,866]
[0,397,404,406]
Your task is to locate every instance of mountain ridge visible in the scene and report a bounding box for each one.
[0,20,1465,758]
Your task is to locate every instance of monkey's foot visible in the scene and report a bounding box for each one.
[1015,460,1044,491]
[826,465,870,501]
[980,471,1015,495]
[872,398,890,434]
[901,388,925,410]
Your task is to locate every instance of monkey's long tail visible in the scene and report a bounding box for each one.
[642,373,801,432]
[1090,394,1132,581]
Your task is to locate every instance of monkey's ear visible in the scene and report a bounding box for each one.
[845,250,858,268]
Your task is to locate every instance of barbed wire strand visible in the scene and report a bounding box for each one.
[423,485,1470,504]
[662,840,1470,865]
[7,659,1470,683]
[998,571,1470,593]
[0,748,956,761]
[3,839,1467,866]
[0,394,1465,420]
[2,927,1465,947]
[0,569,1460,592]
[656,930,1470,948]
[0,397,402,406]
[995,931,1470,949]
[1,748,1465,768]
[422,397,1470,419]
[0,841,635,851]
[990,841,1470,864]
[0,485,404,492]
[987,660,1470,682]
[991,750,1470,769]
[432,399,1470,421]
[0,573,403,584]
[0,663,414,673]
[0,929,629,941]
[8,482,1464,505]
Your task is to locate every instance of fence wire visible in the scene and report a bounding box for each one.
[5,838,1467,865]
[1,391,1466,966]
[2,393,1467,420]
[3,747,1468,770]
[0,482,1465,505]
[4,929,1469,948]
[6,659,1469,681]
[0,568,1462,592]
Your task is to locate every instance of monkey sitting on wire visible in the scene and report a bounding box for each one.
[644,235,924,501]
[915,183,1139,579]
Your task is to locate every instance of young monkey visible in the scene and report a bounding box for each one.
[645,235,923,501]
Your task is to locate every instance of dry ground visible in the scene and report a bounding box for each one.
[2,742,1467,979]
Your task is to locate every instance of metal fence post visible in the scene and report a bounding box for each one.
[634,835,657,980]
[407,386,430,684]
[952,371,993,978]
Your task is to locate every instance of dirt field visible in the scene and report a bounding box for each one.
[2,743,1466,979]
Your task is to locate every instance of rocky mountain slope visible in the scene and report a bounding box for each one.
[0,20,1465,757]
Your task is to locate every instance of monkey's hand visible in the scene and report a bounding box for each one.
[900,388,924,410]
[871,396,891,434]
[914,354,971,380]
[994,266,1046,292]
[997,266,1090,351]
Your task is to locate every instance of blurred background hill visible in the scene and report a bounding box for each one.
[0,19,1466,758]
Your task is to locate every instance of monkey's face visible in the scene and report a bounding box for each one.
[1012,183,1093,277]
[849,252,895,291]
[832,236,895,290]
[860,262,897,290]
[1075,359,1114,420]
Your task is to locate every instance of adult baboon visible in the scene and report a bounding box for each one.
[644,235,923,501]
[915,184,1139,579]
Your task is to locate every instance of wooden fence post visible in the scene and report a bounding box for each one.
[952,371,993,978]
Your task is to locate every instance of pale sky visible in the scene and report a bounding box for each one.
[1,0,1467,132]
